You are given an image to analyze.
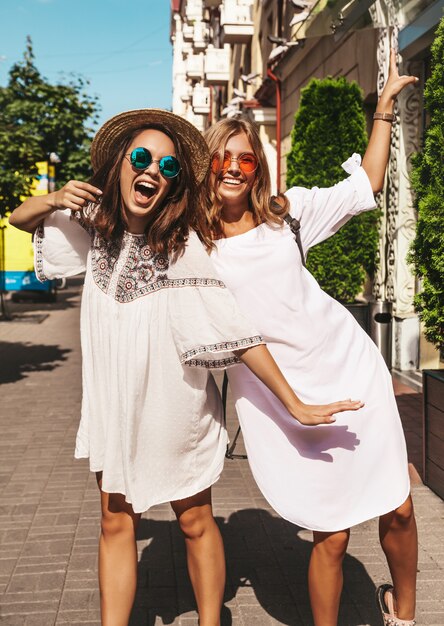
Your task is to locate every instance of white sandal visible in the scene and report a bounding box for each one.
[376,584,416,626]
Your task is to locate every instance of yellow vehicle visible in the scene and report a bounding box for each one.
[1,161,55,293]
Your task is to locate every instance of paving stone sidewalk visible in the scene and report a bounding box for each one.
[0,280,443,626]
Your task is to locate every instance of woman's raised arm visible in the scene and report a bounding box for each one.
[9,180,102,233]
[362,48,419,193]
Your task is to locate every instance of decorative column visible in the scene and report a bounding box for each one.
[369,0,421,370]
[392,58,422,370]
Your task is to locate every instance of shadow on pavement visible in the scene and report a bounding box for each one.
[0,341,71,384]
[131,509,380,626]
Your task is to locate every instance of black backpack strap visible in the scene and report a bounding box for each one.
[222,371,247,460]
[283,214,306,267]
[221,371,229,427]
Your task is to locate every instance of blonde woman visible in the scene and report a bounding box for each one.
[204,51,418,626]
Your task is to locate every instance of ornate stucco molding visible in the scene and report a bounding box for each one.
[395,59,422,317]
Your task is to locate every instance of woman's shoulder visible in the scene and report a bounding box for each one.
[283,185,310,220]
[168,230,221,282]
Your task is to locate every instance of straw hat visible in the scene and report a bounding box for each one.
[90,108,210,183]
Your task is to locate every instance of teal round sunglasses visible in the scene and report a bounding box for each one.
[125,147,181,179]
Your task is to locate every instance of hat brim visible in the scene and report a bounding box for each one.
[90,109,210,183]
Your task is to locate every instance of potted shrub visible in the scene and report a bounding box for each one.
[286,76,380,334]
[409,17,444,498]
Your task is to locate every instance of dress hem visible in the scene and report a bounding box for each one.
[74,452,225,514]
[258,479,411,532]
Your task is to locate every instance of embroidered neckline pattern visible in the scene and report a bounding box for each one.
[91,235,123,296]
[181,335,264,368]
[115,236,169,302]
[34,215,227,301]
[91,233,226,303]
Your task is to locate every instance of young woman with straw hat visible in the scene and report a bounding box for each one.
[10,108,362,626]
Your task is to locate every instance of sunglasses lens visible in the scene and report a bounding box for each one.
[239,155,258,173]
[212,152,258,174]
[211,154,220,174]
[130,147,152,169]
[211,153,230,173]
[159,155,180,178]
[223,153,232,170]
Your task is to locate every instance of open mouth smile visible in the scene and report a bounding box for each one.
[134,180,158,204]
[220,177,244,187]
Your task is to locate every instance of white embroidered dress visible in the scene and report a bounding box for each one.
[35,211,263,513]
[211,156,410,532]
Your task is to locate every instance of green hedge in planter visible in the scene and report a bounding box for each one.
[409,16,444,349]
[286,76,380,303]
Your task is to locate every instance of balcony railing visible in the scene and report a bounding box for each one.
[186,53,205,79]
[182,23,194,41]
[181,41,194,58]
[220,0,254,44]
[204,45,231,84]
[180,84,193,102]
[192,84,211,114]
[193,21,209,51]
[185,0,203,22]
[186,109,206,133]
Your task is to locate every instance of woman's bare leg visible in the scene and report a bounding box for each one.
[97,472,141,626]
[171,487,225,626]
[308,529,350,626]
[379,495,417,620]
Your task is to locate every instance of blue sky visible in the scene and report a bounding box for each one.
[0,0,173,129]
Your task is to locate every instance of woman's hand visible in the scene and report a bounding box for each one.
[9,180,102,233]
[362,48,419,193]
[378,48,419,111]
[289,399,364,426]
[237,345,364,427]
[51,180,102,212]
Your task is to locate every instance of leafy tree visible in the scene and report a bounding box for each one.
[0,36,100,217]
[409,17,444,348]
[286,76,380,303]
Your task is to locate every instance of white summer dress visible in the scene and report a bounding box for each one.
[34,210,263,513]
[211,155,410,532]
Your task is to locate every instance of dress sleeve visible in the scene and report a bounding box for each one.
[284,154,376,253]
[169,283,264,369]
[34,208,91,282]
[167,232,264,369]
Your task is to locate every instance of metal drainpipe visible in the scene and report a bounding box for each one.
[267,67,281,194]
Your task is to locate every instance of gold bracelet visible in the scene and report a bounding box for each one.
[373,112,396,124]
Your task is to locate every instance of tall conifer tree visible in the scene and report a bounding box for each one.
[286,76,380,303]
[410,18,444,349]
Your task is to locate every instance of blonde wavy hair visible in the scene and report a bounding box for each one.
[202,117,289,241]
